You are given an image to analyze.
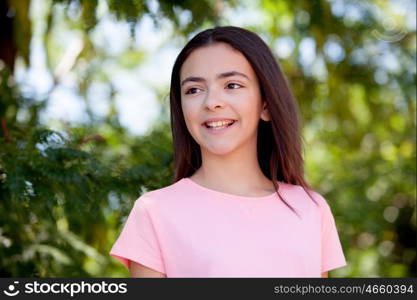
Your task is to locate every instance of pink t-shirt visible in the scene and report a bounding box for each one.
[110,178,347,277]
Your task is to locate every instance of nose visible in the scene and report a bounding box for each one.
[203,87,226,111]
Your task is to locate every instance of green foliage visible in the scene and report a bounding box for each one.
[0,123,173,276]
[0,0,415,277]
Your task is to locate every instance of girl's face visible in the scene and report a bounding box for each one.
[179,42,270,156]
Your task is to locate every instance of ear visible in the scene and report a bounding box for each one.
[260,101,270,121]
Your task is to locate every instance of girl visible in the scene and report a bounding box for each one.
[110,26,347,278]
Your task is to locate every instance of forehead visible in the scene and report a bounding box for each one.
[180,42,256,80]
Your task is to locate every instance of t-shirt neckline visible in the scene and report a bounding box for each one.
[182,177,279,200]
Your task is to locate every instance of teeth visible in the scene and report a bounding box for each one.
[206,120,234,128]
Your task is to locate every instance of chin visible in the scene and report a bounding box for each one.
[202,144,238,156]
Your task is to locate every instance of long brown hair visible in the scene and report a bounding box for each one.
[169,26,317,215]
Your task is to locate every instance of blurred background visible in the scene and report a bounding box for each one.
[0,0,415,277]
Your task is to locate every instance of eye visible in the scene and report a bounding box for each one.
[226,83,243,89]
[185,87,202,95]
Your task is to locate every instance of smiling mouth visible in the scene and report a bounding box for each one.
[202,120,238,133]
[204,120,236,129]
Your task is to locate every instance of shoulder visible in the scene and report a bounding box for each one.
[279,181,331,213]
[305,187,330,209]
[301,187,336,224]
[134,178,189,210]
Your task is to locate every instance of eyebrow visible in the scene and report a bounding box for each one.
[180,71,250,87]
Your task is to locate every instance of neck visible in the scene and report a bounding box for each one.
[190,142,275,197]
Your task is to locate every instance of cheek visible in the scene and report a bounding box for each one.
[181,102,200,132]
[182,96,203,118]
[182,105,191,119]
[181,99,192,120]
[239,93,263,121]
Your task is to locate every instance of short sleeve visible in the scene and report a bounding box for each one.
[109,197,165,274]
[320,198,347,273]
